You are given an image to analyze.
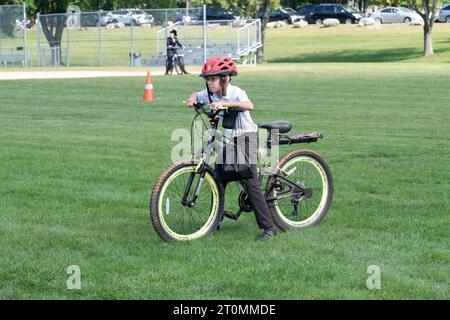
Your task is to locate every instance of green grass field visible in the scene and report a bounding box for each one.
[1,62,449,299]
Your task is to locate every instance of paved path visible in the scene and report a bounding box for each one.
[0,70,172,80]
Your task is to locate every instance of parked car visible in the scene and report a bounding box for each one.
[16,18,32,29]
[437,4,450,23]
[296,5,317,17]
[306,4,362,25]
[370,7,423,24]
[108,9,154,26]
[259,7,304,24]
[98,12,113,26]
[174,11,199,23]
[198,6,246,21]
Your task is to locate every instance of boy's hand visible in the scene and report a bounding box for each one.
[186,98,197,107]
[209,102,223,111]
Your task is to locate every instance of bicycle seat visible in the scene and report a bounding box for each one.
[257,121,291,133]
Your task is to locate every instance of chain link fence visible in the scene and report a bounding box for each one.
[0,4,261,68]
[33,7,261,68]
[0,3,28,67]
[34,7,205,67]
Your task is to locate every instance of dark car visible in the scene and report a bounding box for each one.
[306,4,363,25]
[199,6,245,20]
[258,7,304,24]
[296,5,317,17]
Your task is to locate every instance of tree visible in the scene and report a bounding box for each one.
[256,0,270,63]
[35,0,70,65]
[406,0,438,57]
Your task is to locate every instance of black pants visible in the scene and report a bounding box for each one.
[215,136,274,231]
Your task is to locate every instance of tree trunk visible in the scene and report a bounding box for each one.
[256,1,271,64]
[423,9,434,57]
[40,14,66,66]
[424,26,434,56]
[406,0,437,57]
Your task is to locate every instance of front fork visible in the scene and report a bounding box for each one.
[181,159,207,207]
[181,122,220,208]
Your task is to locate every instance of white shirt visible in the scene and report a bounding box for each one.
[197,84,258,139]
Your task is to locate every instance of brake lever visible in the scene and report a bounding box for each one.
[184,101,205,114]
[211,106,228,118]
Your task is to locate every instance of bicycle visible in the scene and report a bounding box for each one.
[166,49,188,75]
[150,103,334,242]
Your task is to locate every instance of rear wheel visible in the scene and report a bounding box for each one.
[175,56,185,75]
[267,150,333,231]
[315,18,322,25]
[345,18,352,25]
[150,160,224,241]
[446,16,450,23]
[404,17,411,24]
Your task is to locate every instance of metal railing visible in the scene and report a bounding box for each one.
[237,19,262,56]
[155,18,262,61]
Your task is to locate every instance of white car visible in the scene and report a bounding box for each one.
[371,7,423,24]
[109,9,154,26]
[16,18,32,29]
[438,4,450,23]
[99,12,113,26]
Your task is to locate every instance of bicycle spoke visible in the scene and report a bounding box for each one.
[271,156,329,224]
[158,166,219,238]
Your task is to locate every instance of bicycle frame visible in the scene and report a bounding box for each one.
[180,103,319,210]
[181,105,221,207]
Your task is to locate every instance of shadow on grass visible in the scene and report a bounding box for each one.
[434,38,450,43]
[269,47,422,63]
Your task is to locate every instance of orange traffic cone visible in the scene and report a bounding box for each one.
[143,71,155,101]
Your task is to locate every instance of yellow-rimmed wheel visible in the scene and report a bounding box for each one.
[150,160,224,242]
[267,150,333,231]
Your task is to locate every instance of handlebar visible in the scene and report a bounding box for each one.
[191,102,228,119]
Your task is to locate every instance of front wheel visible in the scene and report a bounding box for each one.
[267,150,333,231]
[150,160,224,241]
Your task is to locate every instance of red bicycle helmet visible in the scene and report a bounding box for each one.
[200,56,238,78]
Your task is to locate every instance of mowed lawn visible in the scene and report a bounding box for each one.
[0,63,449,299]
[265,23,450,63]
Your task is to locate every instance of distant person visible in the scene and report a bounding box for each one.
[165,29,189,75]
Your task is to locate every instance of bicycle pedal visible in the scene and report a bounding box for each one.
[259,167,278,175]
[223,211,238,220]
